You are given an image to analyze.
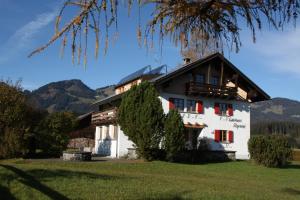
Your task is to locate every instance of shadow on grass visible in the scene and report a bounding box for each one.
[0,185,16,200]
[0,164,127,200]
[0,164,70,200]
[141,190,190,200]
[281,188,300,196]
[283,163,300,169]
[27,168,121,180]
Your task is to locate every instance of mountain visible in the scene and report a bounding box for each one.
[27,79,115,114]
[251,97,300,124]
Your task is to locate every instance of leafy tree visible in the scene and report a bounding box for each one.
[163,109,185,161]
[117,81,164,160]
[37,112,77,156]
[0,80,29,158]
[29,0,299,65]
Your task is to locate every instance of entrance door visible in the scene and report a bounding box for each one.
[184,128,202,150]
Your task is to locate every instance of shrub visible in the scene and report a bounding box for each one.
[0,81,28,158]
[248,135,292,167]
[37,112,77,156]
[163,109,185,161]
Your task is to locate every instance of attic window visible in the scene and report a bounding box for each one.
[211,76,219,86]
[195,74,205,84]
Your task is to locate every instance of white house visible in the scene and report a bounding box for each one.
[91,53,270,160]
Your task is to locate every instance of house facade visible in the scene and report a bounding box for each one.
[92,53,270,160]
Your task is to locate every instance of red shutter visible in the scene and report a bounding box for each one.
[228,131,233,143]
[214,130,220,142]
[169,98,175,110]
[228,104,233,116]
[197,101,203,113]
[214,103,220,115]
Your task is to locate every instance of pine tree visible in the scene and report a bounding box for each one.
[163,109,185,162]
[117,81,164,160]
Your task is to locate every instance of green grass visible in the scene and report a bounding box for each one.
[0,159,300,200]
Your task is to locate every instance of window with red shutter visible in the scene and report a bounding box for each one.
[228,104,233,116]
[197,101,203,114]
[214,130,220,142]
[169,98,175,110]
[214,103,220,115]
[228,131,234,143]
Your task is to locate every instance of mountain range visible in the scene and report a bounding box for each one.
[26,79,300,125]
[26,79,114,114]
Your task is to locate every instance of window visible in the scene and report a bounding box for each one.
[173,98,184,111]
[220,130,227,142]
[211,76,219,86]
[195,74,205,84]
[187,100,196,112]
[169,98,184,111]
[220,103,228,116]
[215,103,233,116]
[215,130,234,143]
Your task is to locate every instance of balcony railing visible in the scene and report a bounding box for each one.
[186,81,238,98]
[91,108,117,125]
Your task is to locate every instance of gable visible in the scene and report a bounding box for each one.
[154,53,270,102]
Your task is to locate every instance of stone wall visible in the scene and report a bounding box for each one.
[68,138,94,149]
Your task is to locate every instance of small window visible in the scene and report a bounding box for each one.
[220,130,227,142]
[173,98,184,111]
[187,100,197,112]
[211,76,219,86]
[195,74,205,84]
[219,103,228,116]
[215,130,233,143]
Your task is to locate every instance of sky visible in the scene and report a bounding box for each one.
[1,0,300,101]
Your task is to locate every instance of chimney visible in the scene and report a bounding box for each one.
[183,57,191,64]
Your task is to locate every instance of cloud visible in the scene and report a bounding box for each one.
[248,27,300,76]
[0,8,58,64]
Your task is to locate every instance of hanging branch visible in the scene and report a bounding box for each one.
[28,0,299,65]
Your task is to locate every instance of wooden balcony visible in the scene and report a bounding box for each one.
[186,81,238,99]
[91,108,117,125]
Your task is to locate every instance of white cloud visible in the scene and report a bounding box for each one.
[0,8,58,64]
[248,27,300,76]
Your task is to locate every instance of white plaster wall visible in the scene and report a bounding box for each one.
[117,125,135,158]
[159,92,251,159]
[94,94,251,159]
[94,126,101,154]
[94,125,118,157]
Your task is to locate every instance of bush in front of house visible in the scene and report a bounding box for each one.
[248,135,292,167]
[163,109,185,161]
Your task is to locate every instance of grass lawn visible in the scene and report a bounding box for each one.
[0,159,300,200]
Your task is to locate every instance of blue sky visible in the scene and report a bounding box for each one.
[1,0,300,101]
